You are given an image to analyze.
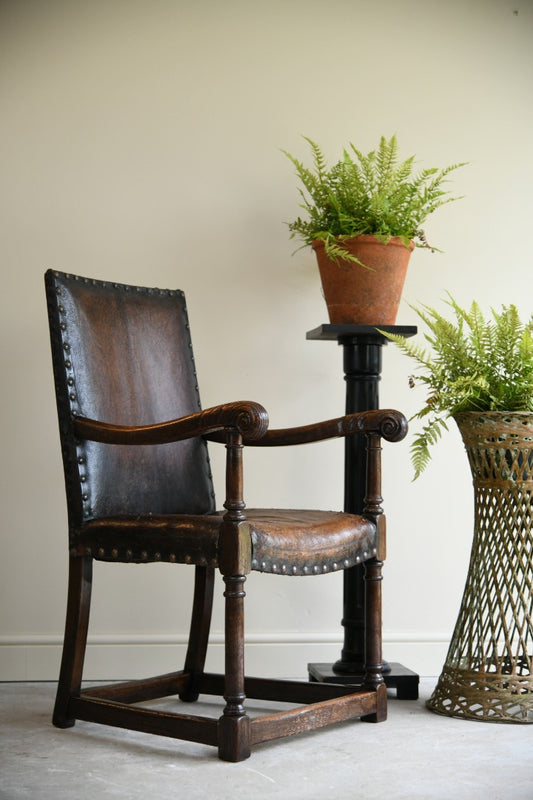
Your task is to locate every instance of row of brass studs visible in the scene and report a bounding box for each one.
[250,547,377,575]
[55,282,92,518]
[53,271,184,298]
[73,544,217,567]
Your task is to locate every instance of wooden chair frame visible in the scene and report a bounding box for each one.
[46,270,407,761]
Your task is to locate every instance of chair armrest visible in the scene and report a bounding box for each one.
[205,408,407,447]
[72,401,269,445]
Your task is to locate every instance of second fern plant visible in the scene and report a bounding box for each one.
[382,298,533,478]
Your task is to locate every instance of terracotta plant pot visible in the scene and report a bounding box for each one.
[312,235,415,325]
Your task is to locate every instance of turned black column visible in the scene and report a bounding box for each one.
[335,333,382,673]
[306,324,420,699]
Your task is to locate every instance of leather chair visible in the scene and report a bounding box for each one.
[45,269,407,762]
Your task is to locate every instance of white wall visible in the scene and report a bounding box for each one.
[1,0,532,681]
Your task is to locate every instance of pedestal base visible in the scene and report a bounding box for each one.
[308,662,419,700]
[427,413,533,723]
[426,664,533,723]
[306,325,420,706]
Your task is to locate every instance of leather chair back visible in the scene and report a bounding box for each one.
[45,272,215,523]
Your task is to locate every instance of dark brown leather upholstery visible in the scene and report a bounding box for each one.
[49,275,215,520]
[249,509,377,575]
[74,509,376,574]
[45,269,407,762]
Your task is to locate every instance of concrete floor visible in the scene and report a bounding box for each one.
[1,679,532,800]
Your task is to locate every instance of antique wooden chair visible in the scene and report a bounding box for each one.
[45,269,407,762]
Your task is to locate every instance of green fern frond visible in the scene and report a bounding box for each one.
[375,135,398,194]
[410,417,449,481]
[283,136,467,265]
[303,136,328,182]
[376,328,434,371]
[322,235,368,268]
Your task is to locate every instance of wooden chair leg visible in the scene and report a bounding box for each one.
[362,557,387,723]
[53,556,93,728]
[179,565,215,702]
[218,574,251,762]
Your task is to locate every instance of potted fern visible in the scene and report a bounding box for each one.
[283,135,466,324]
[382,298,533,723]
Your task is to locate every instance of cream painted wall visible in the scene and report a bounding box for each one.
[1,0,532,680]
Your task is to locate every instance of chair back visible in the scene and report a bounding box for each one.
[45,271,215,525]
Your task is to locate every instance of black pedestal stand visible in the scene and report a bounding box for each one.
[306,324,419,700]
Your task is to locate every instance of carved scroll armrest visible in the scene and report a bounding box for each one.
[206,408,407,447]
[72,401,269,445]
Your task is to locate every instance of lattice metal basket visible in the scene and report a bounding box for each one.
[427,412,533,723]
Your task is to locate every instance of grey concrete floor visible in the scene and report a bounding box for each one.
[1,679,532,800]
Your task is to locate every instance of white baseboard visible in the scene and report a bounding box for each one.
[0,632,449,681]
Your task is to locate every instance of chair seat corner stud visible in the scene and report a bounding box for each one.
[45,269,406,760]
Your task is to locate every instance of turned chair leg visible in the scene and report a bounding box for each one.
[218,574,251,762]
[362,557,387,723]
[53,556,93,728]
[179,565,215,702]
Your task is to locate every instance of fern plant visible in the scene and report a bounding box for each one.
[283,135,466,267]
[381,298,533,478]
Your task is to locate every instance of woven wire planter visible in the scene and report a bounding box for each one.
[427,412,533,723]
